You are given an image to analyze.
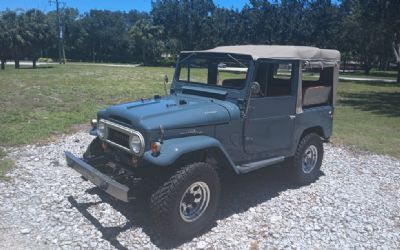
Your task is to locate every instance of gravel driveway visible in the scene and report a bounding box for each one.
[0,132,399,249]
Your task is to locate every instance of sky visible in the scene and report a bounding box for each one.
[0,0,251,13]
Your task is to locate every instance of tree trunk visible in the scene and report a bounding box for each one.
[15,60,20,69]
[142,48,146,66]
[397,63,400,84]
[343,58,347,72]
[33,59,36,69]
[92,42,95,62]
[364,65,371,75]
[363,60,371,75]
[392,43,400,83]
[0,60,5,70]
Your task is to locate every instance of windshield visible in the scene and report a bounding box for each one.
[177,53,251,89]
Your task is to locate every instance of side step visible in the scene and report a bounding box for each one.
[236,156,285,174]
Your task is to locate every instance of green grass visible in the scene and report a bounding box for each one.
[341,70,398,79]
[334,81,400,158]
[0,64,399,178]
[0,64,174,146]
[0,148,14,180]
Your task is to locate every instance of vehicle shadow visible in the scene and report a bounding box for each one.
[68,165,323,249]
[339,91,400,117]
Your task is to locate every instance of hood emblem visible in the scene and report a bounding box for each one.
[179,129,203,136]
[166,103,178,108]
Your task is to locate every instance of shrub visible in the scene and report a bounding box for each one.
[38,57,54,63]
[159,58,176,67]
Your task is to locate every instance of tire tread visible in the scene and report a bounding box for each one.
[150,162,219,238]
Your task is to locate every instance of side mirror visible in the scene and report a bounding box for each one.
[163,74,169,83]
[250,81,261,96]
[163,74,169,95]
[243,81,260,118]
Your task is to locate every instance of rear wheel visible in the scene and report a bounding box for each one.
[288,133,323,184]
[150,162,220,239]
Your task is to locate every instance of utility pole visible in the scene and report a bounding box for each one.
[49,0,66,64]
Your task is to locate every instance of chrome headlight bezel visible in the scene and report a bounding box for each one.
[129,133,143,155]
[98,119,145,156]
[97,120,106,139]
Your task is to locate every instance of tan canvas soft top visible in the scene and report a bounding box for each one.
[184,45,340,62]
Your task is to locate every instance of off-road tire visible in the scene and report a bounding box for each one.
[288,133,323,184]
[83,137,103,160]
[150,162,220,239]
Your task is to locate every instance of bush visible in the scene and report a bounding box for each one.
[38,57,54,63]
[159,57,176,67]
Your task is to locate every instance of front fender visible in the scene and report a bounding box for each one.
[142,135,237,172]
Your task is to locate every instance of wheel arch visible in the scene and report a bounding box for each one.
[291,126,327,156]
[142,135,239,174]
[300,126,326,140]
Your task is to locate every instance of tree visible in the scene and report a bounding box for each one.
[79,10,133,62]
[0,10,26,69]
[20,9,52,68]
[306,0,341,48]
[0,11,13,69]
[129,19,164,65]
[3,0,399,70]
[383,1,400,83]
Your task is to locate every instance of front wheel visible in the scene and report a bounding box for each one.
[150,162,220,239]
[288,133,324,184]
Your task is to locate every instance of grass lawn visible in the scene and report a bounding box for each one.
[0,64,399,178]
[0,64,174,145]
[0,148,13,180]
[340,70,398,80]
[334,81,400,158]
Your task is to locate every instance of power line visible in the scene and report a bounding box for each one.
[49,0,66,64]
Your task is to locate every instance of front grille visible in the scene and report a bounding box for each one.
[108,128,130,149]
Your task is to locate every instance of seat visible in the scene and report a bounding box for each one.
[302,85,332,107]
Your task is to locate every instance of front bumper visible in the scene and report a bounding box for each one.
[65,151,129,202]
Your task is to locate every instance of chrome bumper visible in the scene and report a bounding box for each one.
[65,151,129,202]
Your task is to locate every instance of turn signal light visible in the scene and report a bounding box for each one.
[151,142,161,155]
[90,119,97,128]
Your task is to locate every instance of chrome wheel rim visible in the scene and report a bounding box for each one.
[302,145,318,174]
[179,181,210,222]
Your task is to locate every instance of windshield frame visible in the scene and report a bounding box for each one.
[173,52,253,91]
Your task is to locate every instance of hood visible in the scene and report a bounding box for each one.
[99,94,239,131]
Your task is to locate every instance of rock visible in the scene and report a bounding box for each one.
[89,241,97,248]
[269,215,282,223]
[1,133,400,249]
[20,228,31,234]
[196,241,207,249]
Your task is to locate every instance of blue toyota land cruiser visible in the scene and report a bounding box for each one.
[65,45,340,239]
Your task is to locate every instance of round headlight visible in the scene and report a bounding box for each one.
[97,122,106,139]
[130,134,142,154]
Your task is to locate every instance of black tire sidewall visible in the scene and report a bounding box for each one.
[151,163,220,239]
[172,166,219,237]
[292,133,323,184]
